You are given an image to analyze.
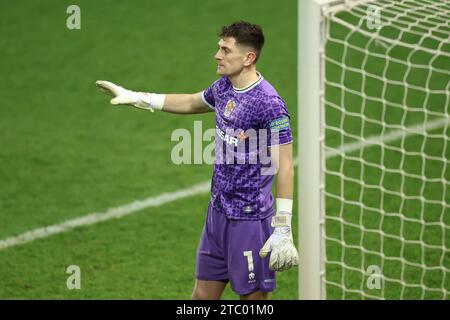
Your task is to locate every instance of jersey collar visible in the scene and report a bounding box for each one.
[232,72,264,94]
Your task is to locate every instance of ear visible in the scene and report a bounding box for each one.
[244,51,257,66]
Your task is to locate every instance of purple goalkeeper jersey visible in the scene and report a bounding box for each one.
[202,73,293,221]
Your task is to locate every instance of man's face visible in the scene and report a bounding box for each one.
[214,37,252,76]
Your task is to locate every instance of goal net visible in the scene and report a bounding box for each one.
[298,0,450,299]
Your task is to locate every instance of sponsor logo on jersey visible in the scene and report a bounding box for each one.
[216,127,250,147]
[237,130,249,142]
[216,126,239,146]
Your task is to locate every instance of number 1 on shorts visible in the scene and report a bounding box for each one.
[243,250,254,273]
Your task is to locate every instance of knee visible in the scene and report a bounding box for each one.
[192,287,213,300]
[192,279,226,300]
[240,291,271,300]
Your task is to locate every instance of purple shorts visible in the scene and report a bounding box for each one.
[195,202,276,295]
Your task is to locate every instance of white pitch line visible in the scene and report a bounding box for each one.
[325,117,449,158]
[0,181,211,251]
[0,117,448,251]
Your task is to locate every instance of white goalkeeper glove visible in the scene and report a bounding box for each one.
[95,80,165,111]
[259,199,299,272]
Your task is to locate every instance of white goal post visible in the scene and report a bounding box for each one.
[298,0,449,300]
[298,0,326,300]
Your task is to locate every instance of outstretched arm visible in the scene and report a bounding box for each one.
[95,80,212,114]
[163,92,212,114]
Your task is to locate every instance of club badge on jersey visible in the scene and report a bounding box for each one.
[224,99,237,117]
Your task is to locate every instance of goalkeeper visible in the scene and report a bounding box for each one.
[96,21,298,300]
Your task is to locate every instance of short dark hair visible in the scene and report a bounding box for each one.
[219,21,265,63]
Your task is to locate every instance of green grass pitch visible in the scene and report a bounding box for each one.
[0,0,448,299]
[0,0,297,299]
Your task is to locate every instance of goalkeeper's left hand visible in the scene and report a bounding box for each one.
[95,80,156,111]
[259,211,299,272]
